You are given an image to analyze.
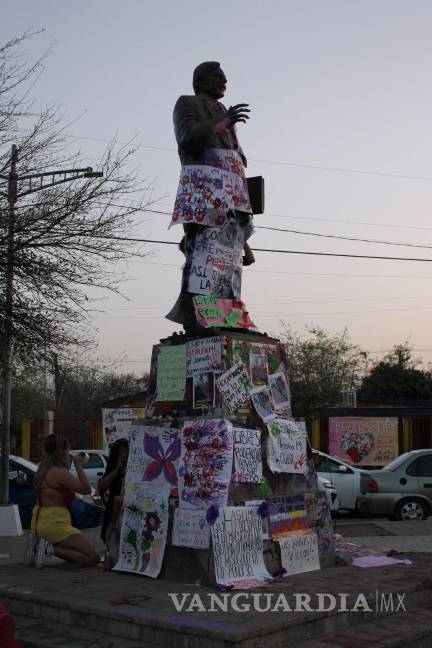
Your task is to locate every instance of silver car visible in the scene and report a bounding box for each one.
[357,449,432,520]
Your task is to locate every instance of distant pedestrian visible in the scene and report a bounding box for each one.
[25,434,99,568]
[98,439,129,567]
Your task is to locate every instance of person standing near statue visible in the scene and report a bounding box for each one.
[166,61,256,332]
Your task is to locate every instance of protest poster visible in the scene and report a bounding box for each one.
[186,336,222,376]
[329,417,398,466]
[233,427,262,483]
[268,372,291,410]
[267,418,307,473]
[102,407,145,447]
[211,506,272,589]
[172,508,210,549]
[216,361,251,414]
[193,373,215,409]
[268,494,309,539]
[187,223,243,298]
[114,486,168,578]
[193,295,257,331]
[249,353,268,386]
[125,426,180,495]
[278,532,321,576]
[250,385,277,422]
[244,500,270,539]
[170,150,251,229]
[156,345,186,401]
[179,418,233,510]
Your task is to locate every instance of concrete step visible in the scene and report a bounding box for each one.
[14,613,144,648]
[294,606,432,648]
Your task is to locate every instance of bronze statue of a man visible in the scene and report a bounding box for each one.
[166,61,255,332]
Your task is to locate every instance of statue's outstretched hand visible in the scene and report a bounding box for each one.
[226,103,250,125]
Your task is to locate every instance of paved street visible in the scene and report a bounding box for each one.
[1,517,432,647]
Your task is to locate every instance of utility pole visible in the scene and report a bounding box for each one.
[0,146,102,505]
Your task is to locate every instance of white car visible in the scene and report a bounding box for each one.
[313,450,363,511]
[69,449,108,487]
[317,475,340,512]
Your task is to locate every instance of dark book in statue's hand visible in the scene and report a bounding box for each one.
[246,176,265,215]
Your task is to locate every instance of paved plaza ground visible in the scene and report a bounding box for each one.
[1,518,432,647]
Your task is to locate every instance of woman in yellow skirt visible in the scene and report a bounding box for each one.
[26,434,100,568]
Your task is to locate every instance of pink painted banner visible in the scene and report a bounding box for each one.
[329,417,398,466]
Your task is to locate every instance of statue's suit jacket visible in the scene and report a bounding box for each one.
[173,94,247,167]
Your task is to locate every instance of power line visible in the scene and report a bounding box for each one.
[100,235,432,262]
[64,134,432,183]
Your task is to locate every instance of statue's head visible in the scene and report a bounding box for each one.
[192,61,227,99]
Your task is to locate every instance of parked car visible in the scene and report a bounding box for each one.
[8,454,103,529]
[69,449,108,487]
[317,476,340,513]
[357,449,432,520]
[312,450,363,511]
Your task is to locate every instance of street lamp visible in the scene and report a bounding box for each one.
[0,145,103,506]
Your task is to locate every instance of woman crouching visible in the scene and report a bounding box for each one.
[26,434,99,568]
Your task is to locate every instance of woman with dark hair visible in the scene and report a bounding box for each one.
[26,434,99,568]
[97,439,129,566]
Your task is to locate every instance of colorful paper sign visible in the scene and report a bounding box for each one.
[125,426,180,495]
[216,361,251,414]
[279,532,321,576]
[211,506,272,589]
[170,149,251,229]
[233,427,262,483]
[179,418,233,509]
[193,295,257,330]
[186,336,222,376]
[172,508,210,549]
[268,494,309,539]
[114,486,168,578]
[156,345,186,401]
[250,385,277,422]
[267,418,307,473]
[329,417,398,465]
[268,372,291,410]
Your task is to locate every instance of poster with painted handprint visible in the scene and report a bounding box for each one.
[178,418,233,510]
[125,426,180,496]
[267,418,307,474]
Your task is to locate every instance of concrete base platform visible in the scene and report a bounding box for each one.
[2,548,432,647]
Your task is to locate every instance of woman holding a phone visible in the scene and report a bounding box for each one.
[26,434,100,568]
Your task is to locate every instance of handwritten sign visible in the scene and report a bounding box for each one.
[279,532,321,576]
[250,385,277,423]
[125,426,180,495]
[268,494,309,539]
[114,486,168,578]
[267,418,307,473]
[172,508,210,549]
[156,345,186,401]
[187,223,243,298]
[233,427,262,483]
[211,507,272,589]
[216,361,251,414]
[193,295,257,330]
[179,418,233,509]
[186,336,222,376]
[268,372,291,410]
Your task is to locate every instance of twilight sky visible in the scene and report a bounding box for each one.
[4,0,432,374]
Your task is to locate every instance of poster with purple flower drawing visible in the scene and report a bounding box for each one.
[125,426,180,496]
[178,419,233,510]
[114,485,168,578]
